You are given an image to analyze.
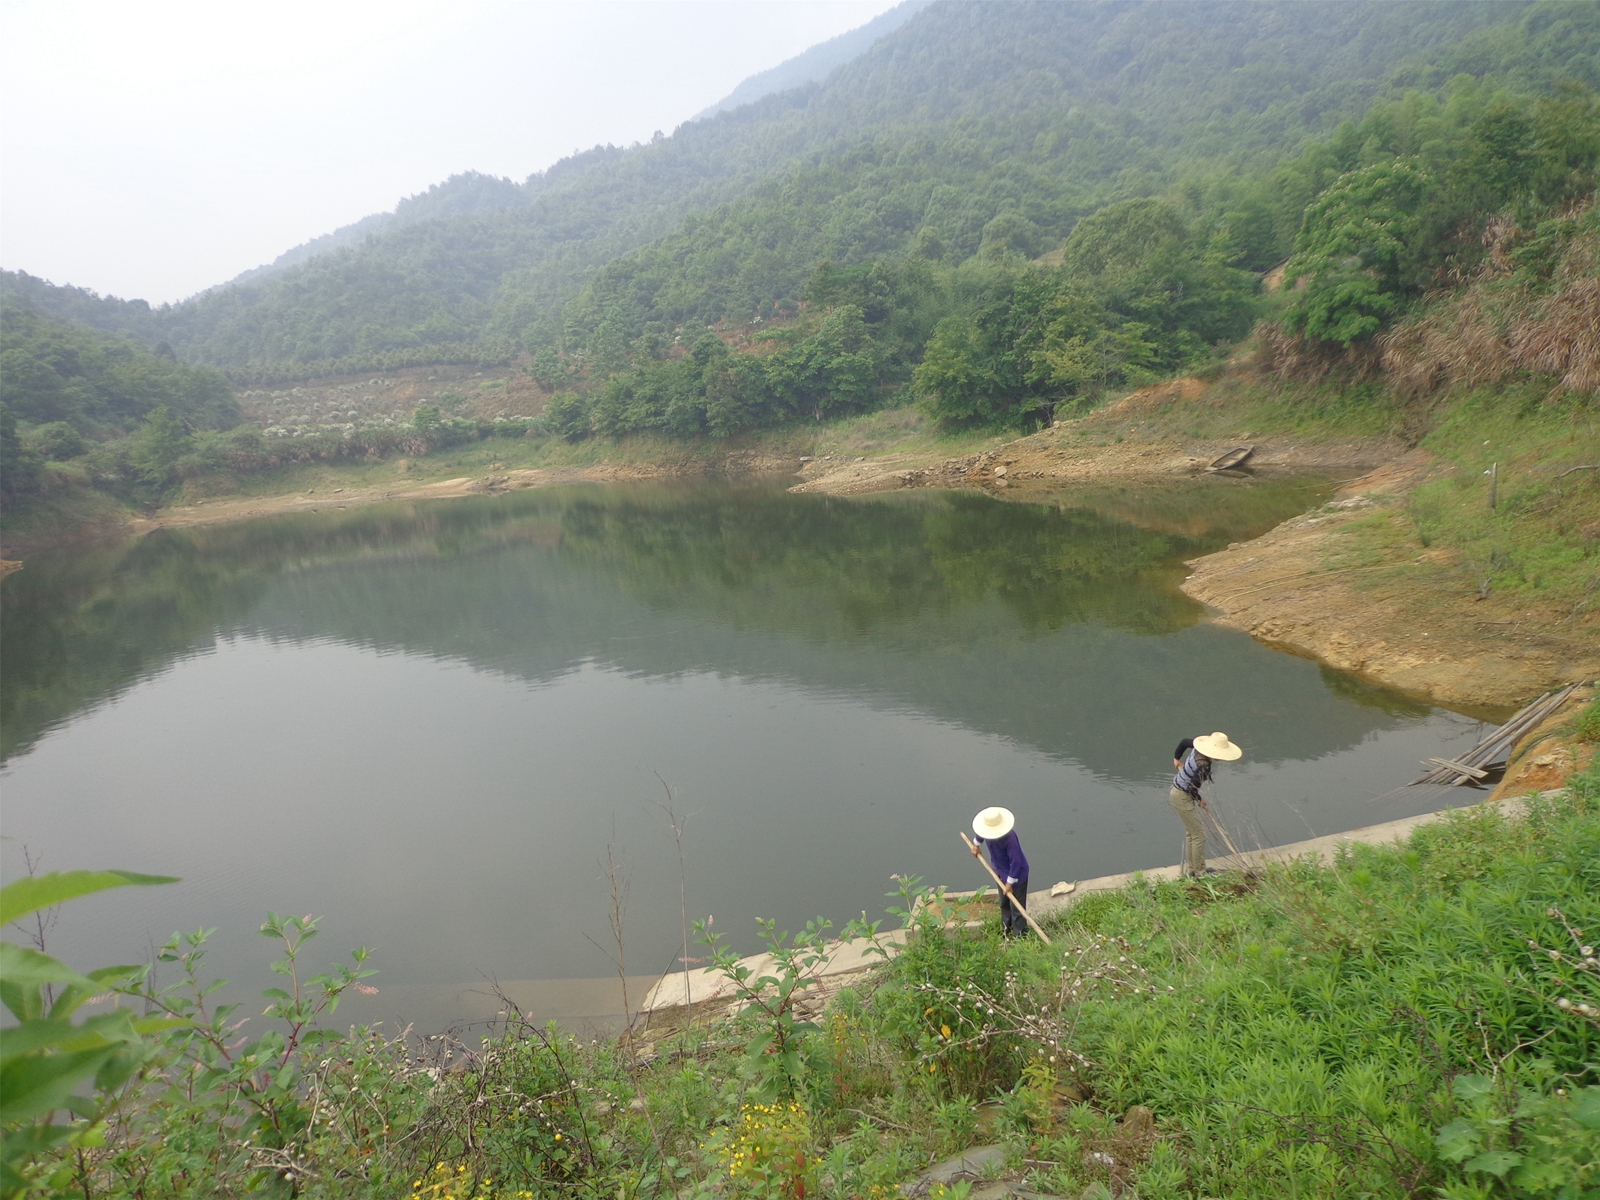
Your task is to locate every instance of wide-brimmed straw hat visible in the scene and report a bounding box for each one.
[1192,731,1243,761]
[973,806,1015,839]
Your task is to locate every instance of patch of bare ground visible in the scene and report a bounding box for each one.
[1181,451,1600,709]
[128,451,804,535]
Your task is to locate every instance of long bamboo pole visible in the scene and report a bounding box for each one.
[960,832,1052,944]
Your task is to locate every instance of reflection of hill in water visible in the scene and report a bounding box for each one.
[2,478,1427,776]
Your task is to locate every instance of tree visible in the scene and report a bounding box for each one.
[543,391,593,441]
[410,403,442,434]
[1281,159,1431,344]
[127,406,190,489]
[0,401,42,498]
[1060,198,1257,353]
[27,421,87,461]
[527,345,563,389]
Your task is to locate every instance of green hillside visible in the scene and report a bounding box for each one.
[7,0,1593,385]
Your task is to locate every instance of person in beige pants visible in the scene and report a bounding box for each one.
[1170,732,1243,876]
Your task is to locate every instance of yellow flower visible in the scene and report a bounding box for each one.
[941,1024,952,1039]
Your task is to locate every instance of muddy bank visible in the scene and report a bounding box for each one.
[1181,452,1600,709]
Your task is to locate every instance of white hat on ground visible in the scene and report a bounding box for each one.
[973,806,1015,839]
[1193,731,1243,761]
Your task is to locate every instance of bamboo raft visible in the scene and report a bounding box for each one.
[1410,684,1582,786]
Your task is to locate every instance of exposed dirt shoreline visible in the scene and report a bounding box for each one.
[1179,453,1598,710]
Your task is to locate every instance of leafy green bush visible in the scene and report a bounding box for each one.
[0,869,177,1195]
[23,422,87,461]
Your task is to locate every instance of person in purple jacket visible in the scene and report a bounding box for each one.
[970,806,1030,937]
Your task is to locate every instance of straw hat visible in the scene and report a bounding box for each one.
[973,806,1015,839]
[1192,731,1243,761]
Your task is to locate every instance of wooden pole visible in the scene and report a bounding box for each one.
[960,832,1052,943]
[1487,461,1498,509]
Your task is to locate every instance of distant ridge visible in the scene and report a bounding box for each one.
[222,171,527,291]
[222,5,928,293]
[690,0,931,121]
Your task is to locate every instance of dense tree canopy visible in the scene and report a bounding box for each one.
[0,298,236,439]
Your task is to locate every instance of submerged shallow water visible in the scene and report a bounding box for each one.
[1,477,1487,1031]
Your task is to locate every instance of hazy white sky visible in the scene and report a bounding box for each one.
[0,1,898,304]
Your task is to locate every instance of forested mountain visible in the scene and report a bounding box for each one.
[7,0,1592,389]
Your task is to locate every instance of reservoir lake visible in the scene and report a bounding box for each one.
[1,477,1493,1033]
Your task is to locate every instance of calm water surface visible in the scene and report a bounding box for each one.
[1,477,1488,1031]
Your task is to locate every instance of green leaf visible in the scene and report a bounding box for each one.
[1,1015,120,1058]
[1573,1087,1600,1131]
[1435,1119,1481,1163]
[1463,1150,1522,1178]
[0,1045,117,1124]
[1452,1074,1495,1102]
[297,1029,345,1052]
[1,870,177,925]
[0,943,98,1020]
[50,962,147,1021]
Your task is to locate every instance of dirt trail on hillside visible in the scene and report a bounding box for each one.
[790,429,1383,494]
[792,377,1390,495]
